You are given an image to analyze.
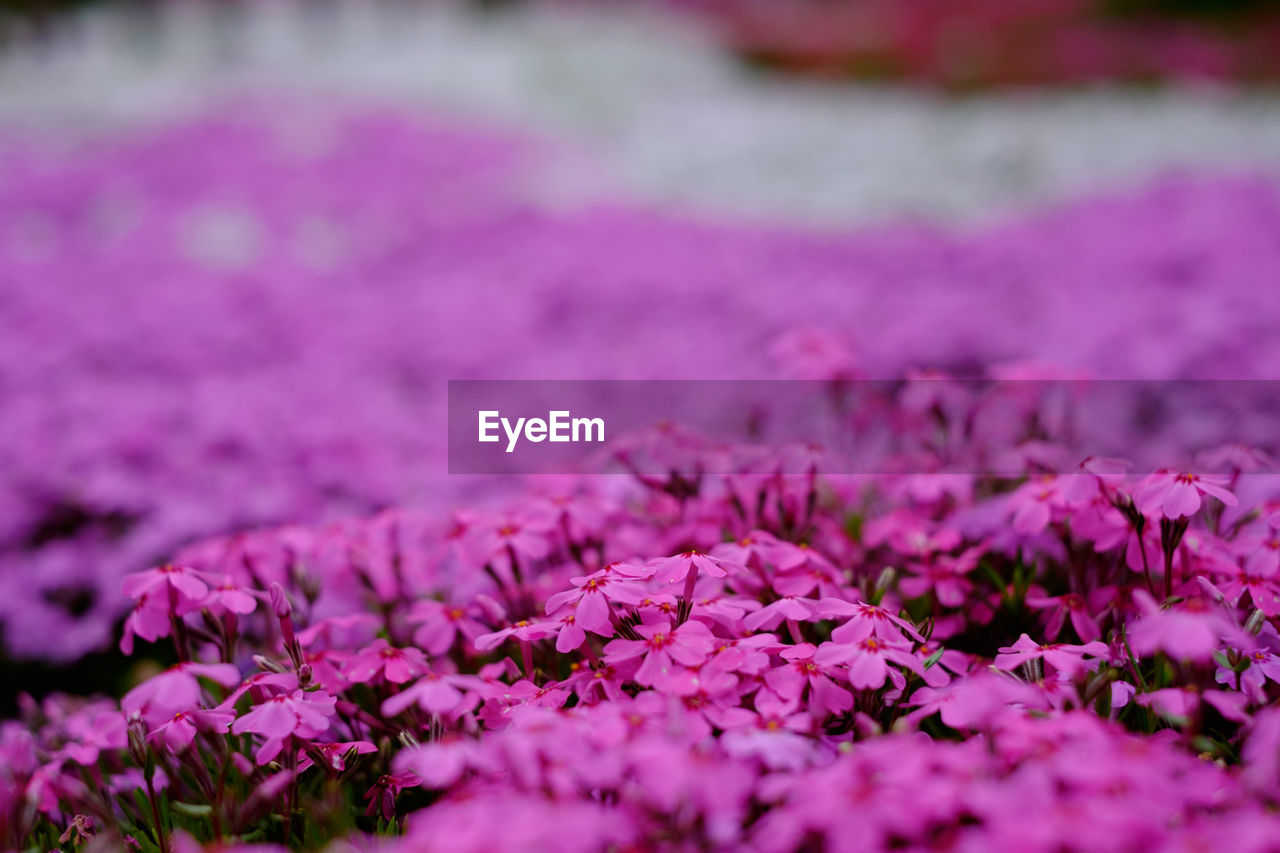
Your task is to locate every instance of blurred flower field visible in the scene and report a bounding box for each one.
[3,2,1280,852]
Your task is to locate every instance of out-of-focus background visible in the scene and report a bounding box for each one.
[1,0,1278,703]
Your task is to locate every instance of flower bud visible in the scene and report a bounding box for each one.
[269,582,292,619]
[254,654,289,673]
[1245,608,1267,636]
[127,717,149,768]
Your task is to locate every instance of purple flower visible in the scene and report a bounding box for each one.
[1133,470,1238,519]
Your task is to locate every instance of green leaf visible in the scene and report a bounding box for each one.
[844,512,864,543]
[172,801,213,818]
[1094,684,1112,717]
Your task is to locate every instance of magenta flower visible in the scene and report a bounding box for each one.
[1225,644,1280,702]
[899,545,983,607]
[363,772,420,822]
[763,643,852,715]
[1138,688,1249,725]
[121,563,209,605]
[768,327,859,381]
[764,541,842,598]
[300,740,378,773]
[122,662,241,726]
[649,550,740,586]
[1008,476,1069,535]
[815,635,925,690]
[52,705,127,767]
[119,565,217,654]
[544,565,647,636]
[407,599,490,657]
[381,670,484,718]
[119,592,173,654]
[994,634,1110,679]
[1128,592,1234,663]
[1218,564,1280,617]
[819,599,925,644]
[712,531,783,571]
[906,671,1047,730]
[1027,591,1103,642]
[743,595,819,631]
[393,740,485,789]
[476,515,554,565]
[201,577,259,616]
[603,618,716,687]
[474,619,560,651]
[343,639,427,685]
[1243,530,1280,578]
[231,689,337,764]
[149,708,235,752]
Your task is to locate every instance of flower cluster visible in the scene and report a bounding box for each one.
[6,368,1280,850]
[3,101,1280,666]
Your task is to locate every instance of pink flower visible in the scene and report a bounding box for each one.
[1008,476,1068,535]
[544,565,648,636]
[1138,688,1249,725]
[474,619,560,651]
[119,565,217,654]
[815,635,925,690]
[120,592,173,654]
[864,510,960,557]
[1128,592,1234,663]
[1243,530,1280,578]
[343,639,426,685]
[1026,592,1102,643]
[301,740,378,773]
[381,670,483,718]
[122,662,241,726]
[1217,564,1280,617]
[200,577,258,616]
[407,599,490,657]
[1132,470,1237,519]
[363,772,420,822]
[712,531,783,571]
[1195,443,1275,474]
[1070,495,1131,552]
[994,634,1109,679]
[763,541,842,598]
[549,612,585,652]
[1244,705,1280,793]
[393,740,485,788]
[906,671,1047,730]
[899,545,983,607]
[649,550,740,586]
[763,643,852,715]
[476,515,553,564]
[743,596,819,631]
[769,327,859,381]
[53,706,127,766]
[121,564,209,605]
[603,619,716,687]
[149,708,235,752]
[1228,646,1280,702]
[231,689,337,764]
[819,599,925,644]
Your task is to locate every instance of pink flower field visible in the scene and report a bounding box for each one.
[4,5,1280,853]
